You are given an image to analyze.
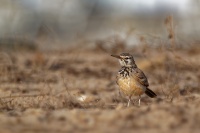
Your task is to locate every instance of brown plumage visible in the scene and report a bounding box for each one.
[111,53,157,107]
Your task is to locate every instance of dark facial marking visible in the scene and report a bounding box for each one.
[124,57,130,60]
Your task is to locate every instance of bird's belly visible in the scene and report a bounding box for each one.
[117,77,146,96]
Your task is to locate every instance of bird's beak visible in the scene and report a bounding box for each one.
[111,54,122,59]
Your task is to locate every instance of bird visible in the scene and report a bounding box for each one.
[111,53,157,107]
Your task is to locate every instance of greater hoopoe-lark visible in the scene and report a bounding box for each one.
[111,53,157,107]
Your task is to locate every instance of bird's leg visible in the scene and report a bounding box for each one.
[127,96,132,107]
[118,90,124,104]
[119,90,122,98]
[138,95,141,106]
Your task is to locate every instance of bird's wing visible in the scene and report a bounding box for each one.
[132,68,149,87]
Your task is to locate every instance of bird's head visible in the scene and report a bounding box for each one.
[111,53,137,68]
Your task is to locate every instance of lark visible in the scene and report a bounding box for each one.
[111,53,157,107]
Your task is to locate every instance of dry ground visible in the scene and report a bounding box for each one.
[0,42,199,133]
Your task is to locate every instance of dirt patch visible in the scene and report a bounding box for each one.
[0,43,199,133]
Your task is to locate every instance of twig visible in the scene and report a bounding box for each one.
[0,94,50,99]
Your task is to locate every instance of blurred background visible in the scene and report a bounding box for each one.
[1,1,200,133]
[0,0,200,49]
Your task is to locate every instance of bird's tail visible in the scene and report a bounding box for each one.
[145,88,157,98]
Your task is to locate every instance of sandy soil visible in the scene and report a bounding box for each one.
[0,42,199,133]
